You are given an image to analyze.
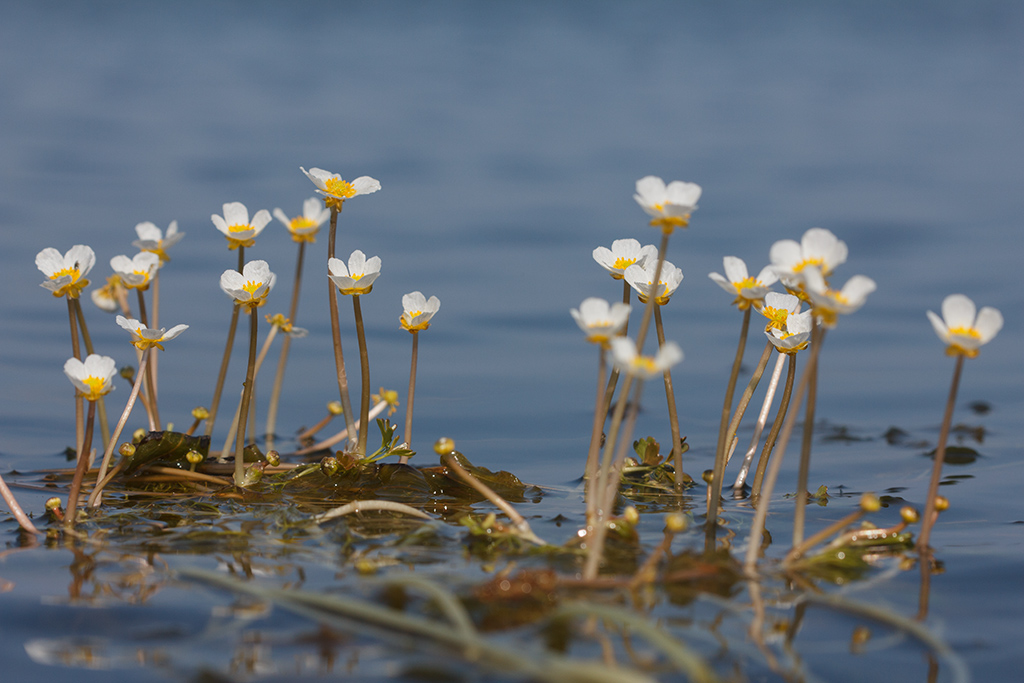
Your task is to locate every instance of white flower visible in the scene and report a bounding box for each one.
[765,308,813,354]
[709,256,778,310]
[132,220,184,263]
[328,251,381,296]
[757,292,803,331]
[273,197,330,244]
[769,228,848,288]
[633,176,702,232]
[401,291,440,332]
[220,260,276,308]
[300,167,381,209]
[110,252,160,290]
[802,266,876,328]
[36,245,96,299]
[623,259,684,305]
[570,298,631,345]
[265,313,307,337]
[211,202,272,250]
[593,239,659,280]
[927,294,1003,358]
[90,276,126,313]
[116,315,188,351]
[63,354,117,401]
[608,337,683,380]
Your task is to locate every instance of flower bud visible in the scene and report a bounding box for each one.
[266,450,280,467]
[118,442,136,457]
[185,449,204,465]
[327,401,344,416]
[859,492,881,513]
[623,506,639,526]
[191,406,210,420]
[320,456,339,477]
[900,506,919,524]
[934,495,950,512]
[45,497,63,511]
[434,437,455,455]
[665,512,688,533]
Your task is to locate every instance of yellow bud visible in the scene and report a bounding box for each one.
[934,496,950,512]
[665,512,688,533]
[859,492,881,513]
[45,497,63,511]
[132,428,147,443]
[900,506,919,524]
[120,366,136,382]
[191,406,210,420]
[623,506,639,526]
[185,449,203,465]
[119,442,136,457]
[702,469,714,485]
[320,456,339,477]
[434,437,455,455]
[266,450,280,467]
[327,401,344,416]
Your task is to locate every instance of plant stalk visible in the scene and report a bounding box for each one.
[266,240,306,449]
[206,246,245,437]
[352,294,371,456]
[234,307,259,487]
[327,206,357,448]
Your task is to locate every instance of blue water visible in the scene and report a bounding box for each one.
[1,1,1022,680]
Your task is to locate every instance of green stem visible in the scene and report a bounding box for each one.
[916,354,965,553]
[266,240,305,449]
[655,304,684,489]
[206,246,245,438]
[234,308,259,487]
[751,353,797,499]
[792,320,824,546]
[65,399,96,527]
[327,207,357,448]
[352,294,371,456]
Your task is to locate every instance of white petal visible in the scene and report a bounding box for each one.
[974,306,1003,343]
[211,213,230,235]
[35,248,64,275]
[250,209,272,232]
[754,265,779,286]
[927,310,950,342]
[708,272,735,294]
[769,240,802,271]
[352,176,381,195]
[135,222,161,241]
[941,294,976,329]
[222,202,249,226]
[327,257,348,278]
[272,208,290,227]
[162,324,189,341]
[722,256,748,283]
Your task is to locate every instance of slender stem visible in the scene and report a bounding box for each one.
[266,241,306,449]
[734,351,785,489]
[292,400,389,456]
[72,298,110,452]
[352,295,371,456]
[66,298,84,460]
[220,323,279,459]
[599,281,631,419]
[206,246,245,437]
[634,232,670,353]
[744,333,824,574]
[136,288,160,430]
[64,399,97,526]
[327,206,357,448]
[88,349,151,507]
[443,452,543,544]
[151,270,160,400]
[916,354,965,553]
[792,321,824,546]
[584,344,607,523]
[234,308,259,487]
[708,340,772,523]
[751,353,797,498]
[403,330,419,451]
[655,304,683,489]
[0,472,39,534]
[785,507,866,564]
[714,307,751,487]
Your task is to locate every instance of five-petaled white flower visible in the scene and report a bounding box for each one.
[608,337,683,380]
[927,294,1003,358]
[36,245,96,299]
[769,228,848,290]
[802,266,876,328]
[110,252,160,290]
[623,259,684,305]
[709,256,778,310]
[764,303,812,355]
[300,167,381,210]
[593,239,659,280]
[133,220,184,263]
[220,260,276,309]
[211,202,272,250]
[273,197,330,244]
[63,354,117,402]
[633,176,702,232]
[328,251,381,296]
[571,298,630,346]
[400,291,441,332]
[757,292,802,331]
[116,315,189,351]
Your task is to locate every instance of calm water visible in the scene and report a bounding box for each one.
[1,1,1022,680]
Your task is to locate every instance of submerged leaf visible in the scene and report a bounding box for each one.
[120,431,210,475]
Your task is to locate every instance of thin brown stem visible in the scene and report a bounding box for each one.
[67,298,84,459]
[327,207,357,448]
[136,288,160,430]
[792,321,824,546]
[403,330,419,454]
[352,294,371,456]
[152,270,160,399]
[655,304,683,489]
[599,281,631,419]
[634,232,670,353]
[234,308,259,487]
[206,246,245,437]
[266,241,306,448]
[751,353,797,498]
[714,307,751,486]
[585,344,607,524]
[916,354,965,553]
[0,472,39,534]
[65,399,96,526]
[72,298,110,451]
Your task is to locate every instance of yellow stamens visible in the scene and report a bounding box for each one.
[81,376,107,400]
[948,326,981,339]
[762,306,789,330]
[734,276,758,291]
[242,280,264,295]
[290,217,317,230]
[324,177,357,199]
[612,257,637,270]
[50,267,81,282]
[792,258,824,273]
[227,223,253,234]
[633,357,659,374]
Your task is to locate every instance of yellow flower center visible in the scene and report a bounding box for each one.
[948,326,981,339]
[227,223,252,234]
[325,177,357,199]
[350,273,364,281]
[649,215,690,233]
[792,258,824,273]
[734,276,758,291]
[290,217,317,230]
[633,357,659,374]
[762,306,789,330]
[81,376,107,399]
[612,257,637,270]
[407,310,423,318]
[50,266,81,282]
[242,280,264,295]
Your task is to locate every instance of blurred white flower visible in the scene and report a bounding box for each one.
[765,308,813,354]
[633,176,701,232]
[709,256,778,310]
[116,315,188,351]
[802,266,876,328]
[608,337,683,380]
[570,297,630,345]
[211,202,271,250]
[273,197,330,243]
[927,294,1003,358]
[328,251,381,295]
[110,252,160,290]
[623,259,684,305]
[300,167,381,210]
[400,291,441,332]
[36,245,95,299]
[757,292,803,331]
[220,260,276,309]
[133,220,184,263]
[593,239,658,280]
[769,228,848,289]
[64,354,117,401]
